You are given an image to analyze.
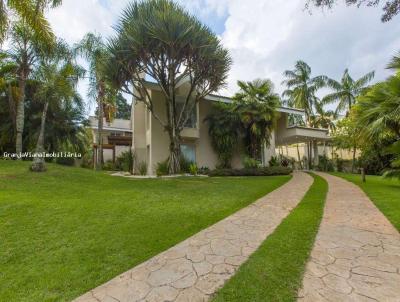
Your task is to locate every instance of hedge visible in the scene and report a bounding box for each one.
[208,166,292,177]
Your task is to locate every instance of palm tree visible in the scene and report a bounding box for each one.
[30,42,83,171]
[309,100,337,131]
[205,103,240,168]
[0,0,61,43]
[282,60,326,168]
[387,52,400,70]
[323,69,374,115]
[233,79,280,160]
[355,75,400,139]
[75,33,116,170]
[6,21,53,156]
[282,60,326,126]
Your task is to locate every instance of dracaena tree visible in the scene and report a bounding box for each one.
[107,0,231,174]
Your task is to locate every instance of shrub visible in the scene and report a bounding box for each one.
[80,153,93,169]
[317,155,334,172]
[179,156,191,173]
[198,166,210,175]
[243,156,261,169]
[336,158,344,172]
[115,150,135,172]
[156,160,169,176]
[268,156,279,167]
[189,163,198,175]
[56,156,75,166]
[137,161,147,175]
[102,160,115,171]
[208,166,292,177]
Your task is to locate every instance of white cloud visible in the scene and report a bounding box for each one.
[216,0,400,96]
[45,0,400,111]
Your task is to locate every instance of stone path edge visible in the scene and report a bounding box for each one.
[74,172,314,302]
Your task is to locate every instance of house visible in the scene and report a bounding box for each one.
[131,82,330,175]
[89,116,132,163]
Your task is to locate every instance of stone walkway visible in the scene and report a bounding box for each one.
[298,172,400,302]
[74,172,313,302]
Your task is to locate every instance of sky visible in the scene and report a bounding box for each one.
[46,0,400,113]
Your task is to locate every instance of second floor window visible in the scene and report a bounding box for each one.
[176,97,197,128]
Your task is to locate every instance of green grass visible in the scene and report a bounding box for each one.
[212,173,328,302]
[332,172,400,231]
[0,160,291,302]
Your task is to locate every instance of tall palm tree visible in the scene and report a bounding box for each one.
[31,42,83,171]
[6,21,53,156]
[75,33,116,170]
[282,60,326,168]
[309,100,337,132]
[387,51,400,70]
[233,79,280,160]
[323,69,374,115]
[0,0,61,43]
[282,60,326,125]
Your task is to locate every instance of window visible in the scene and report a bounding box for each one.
[176,97,197,128]
[110,132,122,137]
[180,144,196,163]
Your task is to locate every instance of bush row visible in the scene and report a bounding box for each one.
[208,166,292,177]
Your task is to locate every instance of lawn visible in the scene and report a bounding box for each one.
[212,173,328,302]
[332,172,400,231]
[0,160,291,302]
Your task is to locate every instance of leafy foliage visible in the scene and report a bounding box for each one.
[282,60,326,125]
[204,103,240,168]
[323,68,374,115]
[306,0,400,22]
[107,0,231,174]
[208,166,292,177]
[233,79,280,159]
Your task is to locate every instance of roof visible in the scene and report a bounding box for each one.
[142,81,306,116]
[89,116,132,132]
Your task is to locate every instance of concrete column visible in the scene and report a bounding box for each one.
[263,130,276,166]
[313,140,319,167]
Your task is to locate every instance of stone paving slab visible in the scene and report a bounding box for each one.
[74,171,313,302]
[298,172,400,302]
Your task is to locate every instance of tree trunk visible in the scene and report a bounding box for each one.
[168,129,181,174]
[352,145,356,173]
[296,144,303,169]
[31,101,49,172]
[15,76,26,157]
[7,84,16,135]
[96,97,104,170]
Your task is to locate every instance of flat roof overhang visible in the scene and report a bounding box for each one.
[276,126,331,145]
[142,81,306,117]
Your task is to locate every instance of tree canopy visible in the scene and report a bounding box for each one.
[306,0,400,22]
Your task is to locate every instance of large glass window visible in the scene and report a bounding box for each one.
[176,97,197,128]
[180,144,196,163]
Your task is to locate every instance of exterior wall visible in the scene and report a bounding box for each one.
[196,99,219,169]
[132,92,246,175]
[132,101,148,170]
[277,144,360,161]
[149,90,171,174]
[263,130,276,165]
